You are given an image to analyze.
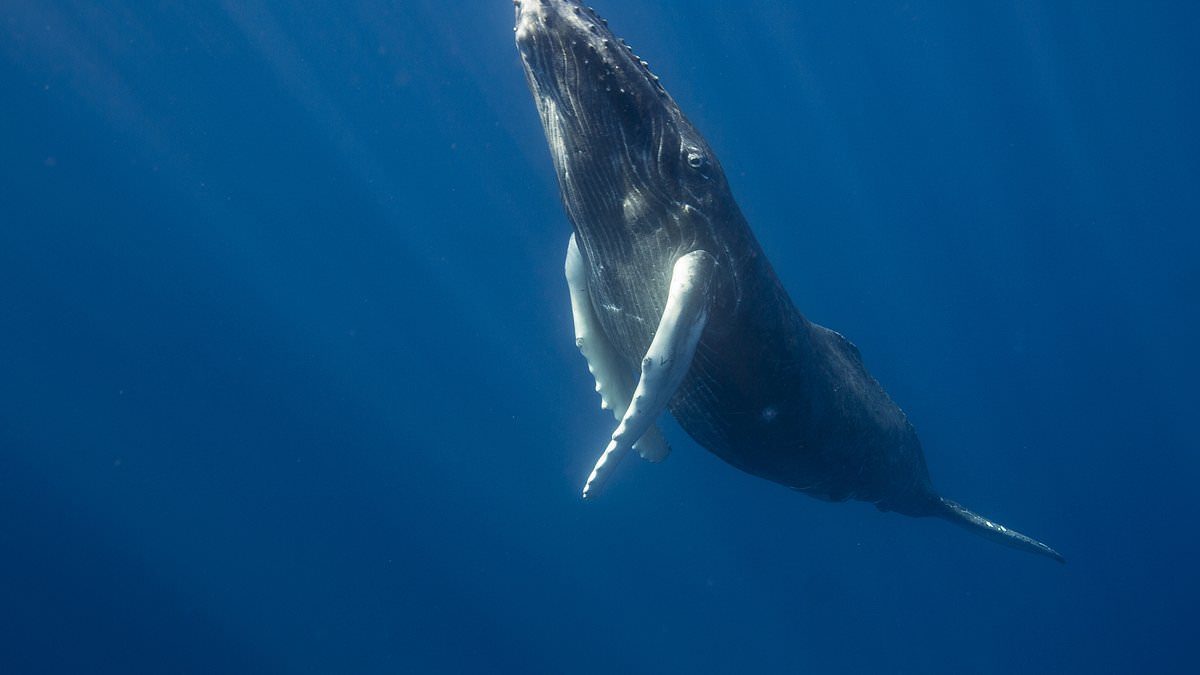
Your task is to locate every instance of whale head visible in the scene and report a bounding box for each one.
[515,0,734,242]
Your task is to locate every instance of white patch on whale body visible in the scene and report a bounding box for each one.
[623,190,648,224]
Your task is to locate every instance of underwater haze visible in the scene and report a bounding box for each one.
[2,1,1197,673]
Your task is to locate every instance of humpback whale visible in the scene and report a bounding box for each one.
[515,0,1063,562]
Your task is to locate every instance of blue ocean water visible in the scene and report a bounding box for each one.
[2,1,1197,673]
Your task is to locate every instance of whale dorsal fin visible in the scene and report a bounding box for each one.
[816,325,863,362]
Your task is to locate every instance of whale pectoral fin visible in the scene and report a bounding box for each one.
[565,235,671,464]
[565,235,634,416]
[582,249,717,499]
[631,423,670,463]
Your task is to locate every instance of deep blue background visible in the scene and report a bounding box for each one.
[2,1,1197,673]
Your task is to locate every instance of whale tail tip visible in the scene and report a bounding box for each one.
[936,497,1065,564]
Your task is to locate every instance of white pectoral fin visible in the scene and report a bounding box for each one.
[582,249,717,499]
[565,235,670,465]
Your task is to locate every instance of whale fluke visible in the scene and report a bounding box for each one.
[937,498,1065,563]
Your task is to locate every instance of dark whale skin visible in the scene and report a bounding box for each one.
[576,184,937,516]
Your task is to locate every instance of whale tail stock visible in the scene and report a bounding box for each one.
[935,497,1065,563]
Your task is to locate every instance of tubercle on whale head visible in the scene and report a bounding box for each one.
[515,0,666,99]
[514,0,734,236]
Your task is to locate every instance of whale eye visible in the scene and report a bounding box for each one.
[686,148,707,170]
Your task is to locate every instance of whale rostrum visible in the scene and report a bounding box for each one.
[515,0,1064,563]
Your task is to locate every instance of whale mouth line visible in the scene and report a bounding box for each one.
[514,0,699,218]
